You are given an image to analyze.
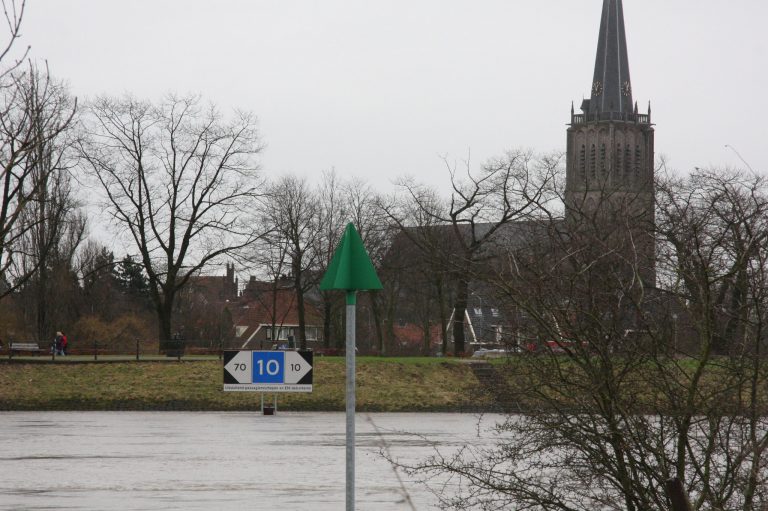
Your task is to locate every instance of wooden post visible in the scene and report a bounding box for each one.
[94,339,98,361]
[136,338,140,361]
[665,478,693,511]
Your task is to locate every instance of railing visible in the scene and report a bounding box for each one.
[571,112,651,125]
[3,339,229,361]
[2,338,335,361]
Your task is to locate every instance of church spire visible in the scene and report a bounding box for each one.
[588,0,633,115]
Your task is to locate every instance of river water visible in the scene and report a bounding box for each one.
[0,412,502,510]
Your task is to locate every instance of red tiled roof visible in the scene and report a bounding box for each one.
[188,274,237,302]
[233,288,322,328]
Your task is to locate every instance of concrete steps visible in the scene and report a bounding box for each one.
[468,361,522,414]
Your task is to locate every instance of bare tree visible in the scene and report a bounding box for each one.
[383,150,560,354]
[80,94,265,342]
[378,186,452,355]
[396,167,768,510]
[14,66,84,340]
[315,169,348,349]
[0,63,78,300]
[0,0,28,79]
[342,176,391,353]
[247,231,295,349]
[260,174,320,350]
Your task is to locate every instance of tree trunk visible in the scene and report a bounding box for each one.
[297,294,307,350]
[371,293,385,356]
[36,267,48,342]
[436,278,448,356]
[453,277,469,355]
[157,299,173,342]
[322,292,332,348]
[294,269,307,350]
[665,478,693,511]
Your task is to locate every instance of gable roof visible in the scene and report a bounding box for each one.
[233,288,322,328]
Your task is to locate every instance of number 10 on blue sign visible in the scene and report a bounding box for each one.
[253,352,284,383]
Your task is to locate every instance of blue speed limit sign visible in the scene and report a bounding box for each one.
[252,351,284,383]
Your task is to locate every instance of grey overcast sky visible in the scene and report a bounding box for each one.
[16,0,768,193]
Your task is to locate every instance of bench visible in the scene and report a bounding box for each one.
[8,342,42,358]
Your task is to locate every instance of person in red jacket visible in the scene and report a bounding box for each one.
[60,332,68,356]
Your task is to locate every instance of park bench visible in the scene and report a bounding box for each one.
[8,342,42,358]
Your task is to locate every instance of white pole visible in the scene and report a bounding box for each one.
[345,291,356,510]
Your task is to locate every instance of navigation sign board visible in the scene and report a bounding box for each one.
[223,350,313,392]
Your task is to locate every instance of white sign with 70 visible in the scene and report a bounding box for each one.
[223,350,313,392]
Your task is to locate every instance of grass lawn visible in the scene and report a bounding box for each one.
[0,357,490,412]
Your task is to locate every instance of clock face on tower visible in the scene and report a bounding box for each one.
[592,81,603,96]
[622,81,632,97]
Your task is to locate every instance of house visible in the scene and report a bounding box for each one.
[232,282,323,350]
[186,263,239,303]
[175,264,239,342]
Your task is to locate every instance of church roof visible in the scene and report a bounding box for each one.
[587,0,633,115]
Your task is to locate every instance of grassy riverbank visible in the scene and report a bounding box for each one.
[0,357,493,412]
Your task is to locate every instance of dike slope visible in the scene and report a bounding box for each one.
[0,358,495,412]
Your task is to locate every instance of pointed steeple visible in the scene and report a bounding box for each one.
[588,0,633,115]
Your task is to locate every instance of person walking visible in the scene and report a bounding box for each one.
[53,331,63,356]
[60,332,68,356]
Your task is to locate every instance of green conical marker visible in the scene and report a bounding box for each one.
[320,222,383,296]
[320,222,382,511]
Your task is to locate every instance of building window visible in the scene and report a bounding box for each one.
[491,308,500,317]
[625,145,631,174]
[600,144,606,174]
[590,144,596,179]
[473,307,483,316]
[266,327,293,341]
[580,145,586,178]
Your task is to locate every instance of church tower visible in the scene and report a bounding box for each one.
[566,0,655,283]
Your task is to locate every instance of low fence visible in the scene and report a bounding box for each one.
[4,339,233,361]
[2,339,428,360]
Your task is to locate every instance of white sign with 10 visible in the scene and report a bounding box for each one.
[223,350,313,392]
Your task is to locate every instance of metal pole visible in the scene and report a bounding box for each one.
[345,291,357,511]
